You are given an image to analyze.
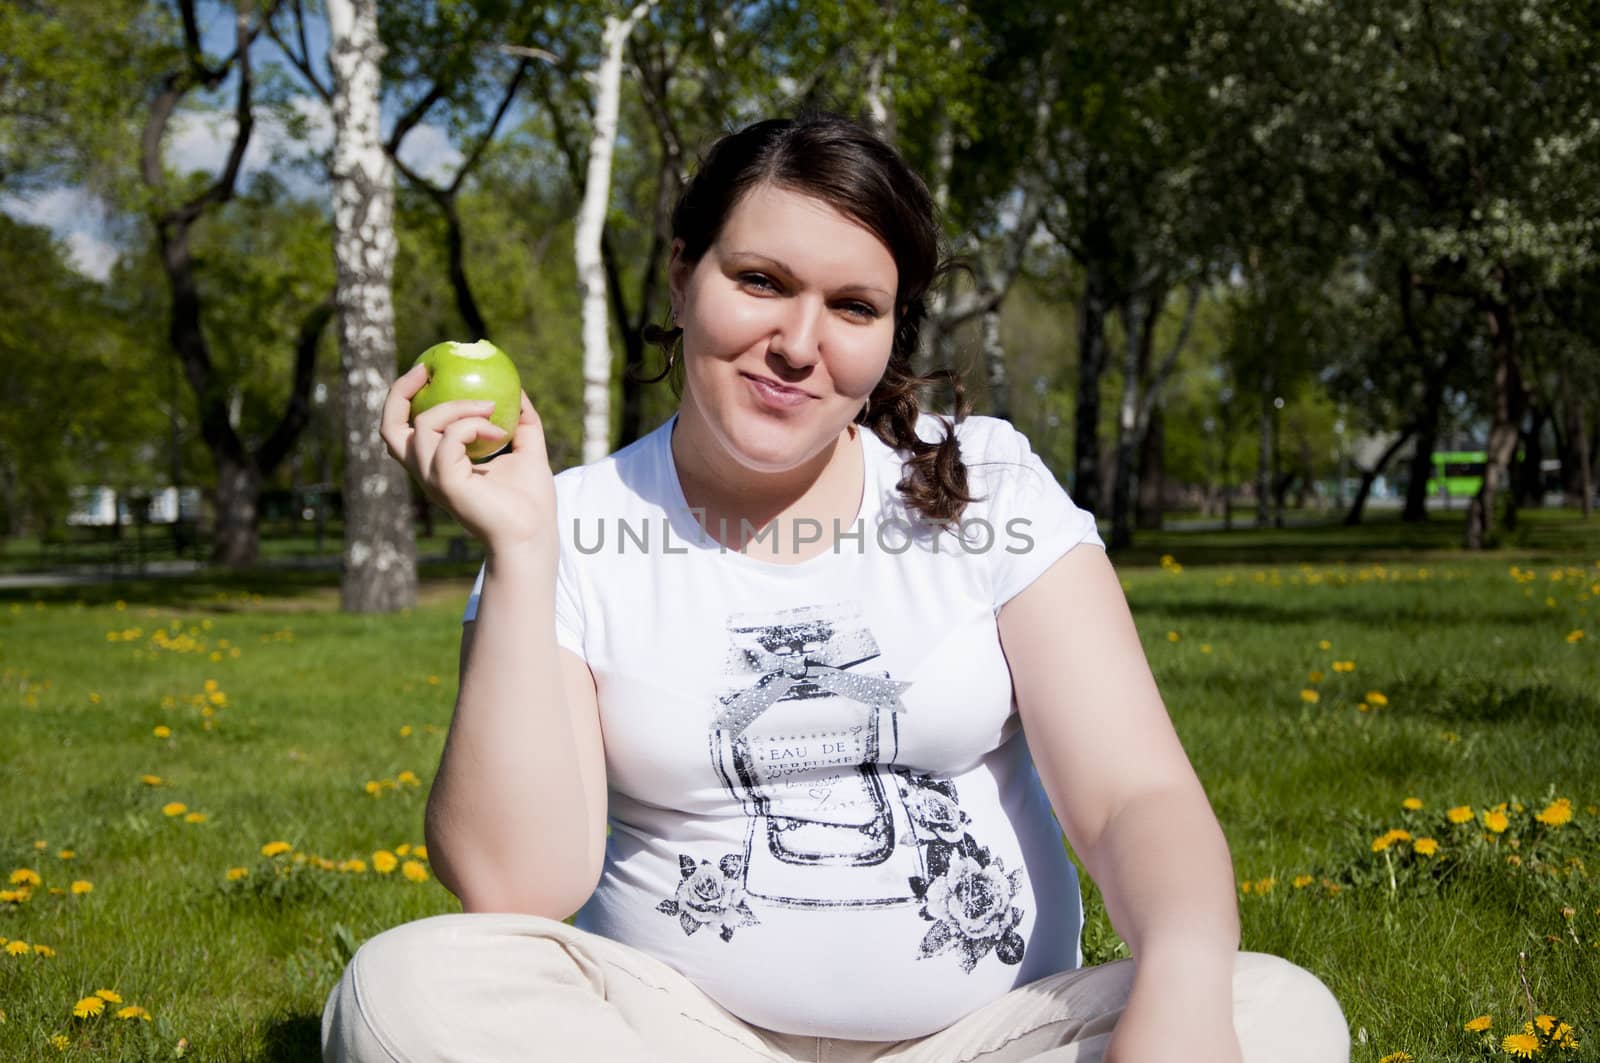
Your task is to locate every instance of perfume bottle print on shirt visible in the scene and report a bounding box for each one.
[711,602,924,909]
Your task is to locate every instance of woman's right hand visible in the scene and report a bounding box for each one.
[379,362,558,557]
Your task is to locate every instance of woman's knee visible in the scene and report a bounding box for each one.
[322,913,593,1062]
[1234,952,1349,1063]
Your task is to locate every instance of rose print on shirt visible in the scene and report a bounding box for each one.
[900,771,1026,973]
[656,854,761,942]
[910,842,1026,973]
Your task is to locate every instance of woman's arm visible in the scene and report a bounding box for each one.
[997,545,1242,1063]
[424,546,609,918]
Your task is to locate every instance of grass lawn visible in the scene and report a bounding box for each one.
[1,510,1596,1061]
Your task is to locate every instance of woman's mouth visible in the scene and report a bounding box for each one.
[743,374,812,409]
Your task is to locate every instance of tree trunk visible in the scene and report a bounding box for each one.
[1513,404,1546,510]
[1561,372,1592,517]
[329,0,416,612]
[980,306,1010,422]
[1402,407,1440,522]
[1137,409,1164,531]
[212,456,261,567]
[1256,376,1274,528]
[1465,299,1526,549]
[442,196,487,340]
[1109,299,1148,550]
[1072,268,1108,514]
[577,1,658,464]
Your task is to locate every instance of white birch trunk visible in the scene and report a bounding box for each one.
[328,0,415,612]
[578,0,658,465]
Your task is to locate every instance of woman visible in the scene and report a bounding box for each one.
[327,114,1348,1062]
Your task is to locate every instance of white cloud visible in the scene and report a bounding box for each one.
[396,123,464,185]
[1,186,100,230]
[66,231,119,281]
[0,188,118,281]
[165,94,333,191]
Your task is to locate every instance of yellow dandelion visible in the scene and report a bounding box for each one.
[397,770,420,787]
[225,867,249,881]
[1366,691,1389,706]
[162,802,187,817]
[70,880,92,895]
[1402,797,1424,811]
[395,843,411,856]
[1535,799,1574,827]
[260,840,292,857]
[1307,670,1325,683]
[115,1005,151,1022]
[1372,834,1395,852]
[401,860,429,883]
[1200,643,1212,654]
[72,996,104,1018]
[1413,838,1439,856]
[1501,1032,1539,1058]
[1318,639,1332,650]
[399,725,413,737]
[426,674,441,685]
[1567,629,1584,644]
[6,940,30,955]
[93,989,121,1004]
[139,774,163,787]
[1166,631,1180,643]
[1292,874,1314,889]
[9,869,41,887]
[184,812,207,824]
[56,849,75,861]
[34,944,55,957]
[1377,1053,1413,1063]
[50,1034,69,1050]
[413,845,427,861]
[153,725,171,738]
[373,850,398,874]
[340,859,368,874]
[364,780,383,796]
[1506,854,1522,867]
[1447,805,1475,824]
[1483,810,1510,833]
[1300,689,1321,703]
[1535,1015,1556,1035]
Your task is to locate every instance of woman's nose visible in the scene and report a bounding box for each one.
[769,297,823,368]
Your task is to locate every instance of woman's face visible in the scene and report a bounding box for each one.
[669,182,898,476]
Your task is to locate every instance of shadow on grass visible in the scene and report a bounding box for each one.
[1115,508,1600,568]
[252,1013,323,1063]
[1143,597,1543,630]
[0,560,481,608]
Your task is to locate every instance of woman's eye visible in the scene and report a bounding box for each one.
[739,273,778,292]
[839,301,880,320]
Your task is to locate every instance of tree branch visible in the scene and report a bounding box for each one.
[257,291,336,475]
[448,58,531,196]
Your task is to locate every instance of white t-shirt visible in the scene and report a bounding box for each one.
[463,411,1105,1040]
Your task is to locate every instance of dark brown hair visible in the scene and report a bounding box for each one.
[640,113,975,527]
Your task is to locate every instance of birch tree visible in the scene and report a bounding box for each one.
[576,0,657,465]
[328,0,413,611]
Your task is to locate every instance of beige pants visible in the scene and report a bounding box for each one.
[322,913,1348,1063]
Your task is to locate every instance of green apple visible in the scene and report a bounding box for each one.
[409,339,522,461]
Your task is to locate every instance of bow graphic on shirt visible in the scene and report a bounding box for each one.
[713,646,911,737]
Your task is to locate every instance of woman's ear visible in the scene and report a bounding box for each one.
[668,238,689,321]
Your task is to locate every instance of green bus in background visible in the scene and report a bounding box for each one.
[1427,451,1486,499]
